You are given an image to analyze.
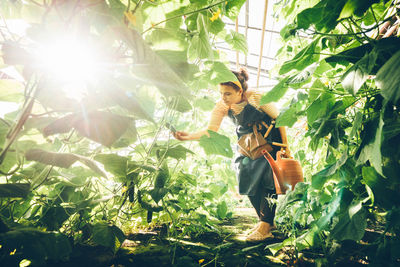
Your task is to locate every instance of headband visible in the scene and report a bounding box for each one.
[232,80,243,90]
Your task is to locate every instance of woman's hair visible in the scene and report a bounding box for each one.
[220,68,249,92]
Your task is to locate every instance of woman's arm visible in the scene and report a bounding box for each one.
[173,101,227,141]
[259,103,291,157]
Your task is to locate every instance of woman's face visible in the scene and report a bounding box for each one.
[219,84,243,106]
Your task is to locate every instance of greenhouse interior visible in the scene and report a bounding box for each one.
[0,0,399,266]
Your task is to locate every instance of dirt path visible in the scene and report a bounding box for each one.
[114,207,288,267]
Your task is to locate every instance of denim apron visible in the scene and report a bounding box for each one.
[228,103,282,196]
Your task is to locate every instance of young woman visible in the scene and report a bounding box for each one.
[173,68,290,242]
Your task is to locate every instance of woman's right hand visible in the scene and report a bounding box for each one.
[173,131,192,141]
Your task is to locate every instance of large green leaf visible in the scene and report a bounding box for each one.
[40,205,71,231]
[157,144,194,160]
[83,82,153,122]
[117,27,190,98]
[326,37,400,71]
[357,115,384,176]
[296,0,347,32]
[311,153,348,189]
[376,50,400,104]
[195,96,215,111]
[225,30,248,54]
[217,200,228,219]
[188,29,212,60]
[169,96,192,113]
[149,187,168,203]
[260,77,290,105]
[94,154,128,177]
[279,38,320,75]
[361,166,399,209]
[339,0,379,18]
[25,149,106,177]
[43,111,132,147]
[225,0,246,20]
[306,92,335,125]
[342,51,377,95]
[0,183,30,198]
[275,106,298,127]
[199,130,233,158]
[91,222,126,253]
[330,204,367,241]
[203,60,237,85]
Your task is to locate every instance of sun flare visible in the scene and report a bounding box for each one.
[35,38,99,100]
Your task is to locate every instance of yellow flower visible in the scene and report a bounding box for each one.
[199,259,205,264]
[122,186,128,193]
[124,11,137,26]
[210,9,221,22]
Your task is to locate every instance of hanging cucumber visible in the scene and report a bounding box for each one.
[147,210,153,223]
[154,169,168,188]
[128,183,135,203]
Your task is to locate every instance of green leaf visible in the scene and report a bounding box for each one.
[203,61,237,85]
[280,23,297,40]
[43,111,132,147]
[188,30,212,60]
[339,0,379,18]
[25,149,107,177]
[357,114,384,176]
[362,166,399,209]
[349,111,363,140]
[0,183,30,198]
[150,187,168,203]
[0,151,17,173]
[279,38,320,75]
[25,149,80,168]
[225,0,246,20]
[195,96,215,111]
[342,51,377,95]
[326,37,400,70]
[276,105,299,127]
[40,205,70,231]
[225,30,248,54]
[118,27,190,98]
[92,222,125,253]
[209,17,225,35]
[199,130,233,158]
[311,153,347,189]
[0,79,24,102]
[94,154,127,177]
[217,200,228,219]
[85,82,154,122]
[296,0,347,32]
[330,206,366,241]
[306,93,335,125]
[169,96,192,113]
[158,144,194,160]
[260,77,290,105]
[376,50,400,103]
[287,63,317,87]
